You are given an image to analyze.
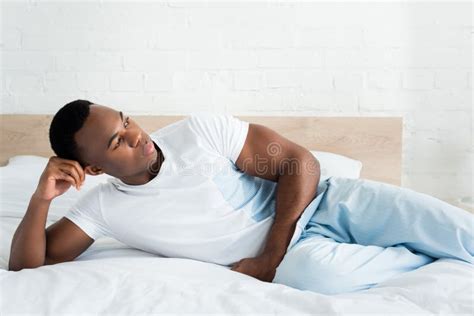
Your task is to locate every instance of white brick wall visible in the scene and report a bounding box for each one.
[1,1,472,204]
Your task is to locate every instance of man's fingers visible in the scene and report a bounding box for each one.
[58,166,81,188]
[231,263,242,272]
[71,160,86,182]
[67,160,86,183]
[58,173,77,188]
[56,159,85,183]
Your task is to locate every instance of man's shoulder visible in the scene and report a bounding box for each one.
[78,181,110,199]
[74,177,127,199]
[149,113,232,138]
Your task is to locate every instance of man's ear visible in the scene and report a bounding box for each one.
[84,165,104,176]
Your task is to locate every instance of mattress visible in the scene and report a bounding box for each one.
[1,155,473,314]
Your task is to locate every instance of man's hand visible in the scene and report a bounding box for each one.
[230,253,279,282]
[34,156,86,202]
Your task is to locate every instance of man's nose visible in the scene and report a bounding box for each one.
[127,131,141,148]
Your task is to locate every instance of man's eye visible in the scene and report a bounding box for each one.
[114,117,130,150]
[114,137,122,149]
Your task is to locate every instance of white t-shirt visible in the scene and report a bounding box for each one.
[65,113,329,266]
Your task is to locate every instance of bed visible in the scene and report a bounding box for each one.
[1,114,472,314]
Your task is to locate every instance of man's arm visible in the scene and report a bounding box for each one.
[232,122,320,280]
[8,156,92,271]
[9,194,52,270]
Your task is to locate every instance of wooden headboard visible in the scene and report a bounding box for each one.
[0,115,402,186]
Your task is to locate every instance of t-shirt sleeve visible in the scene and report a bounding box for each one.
[188,113,249,164]
[64,184,110,240]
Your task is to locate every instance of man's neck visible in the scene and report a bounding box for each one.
[119,142,164,185]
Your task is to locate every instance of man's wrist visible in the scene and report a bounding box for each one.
[260,220,296,266]
[31,192,53,204]
[260,250,285,268]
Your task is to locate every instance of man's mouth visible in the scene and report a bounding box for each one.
[143,140,155,156]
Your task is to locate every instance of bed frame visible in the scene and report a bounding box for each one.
[0,115,402,186]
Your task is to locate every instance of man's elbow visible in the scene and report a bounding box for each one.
[9,263,26,272]
[305,152,320,178]
[281,150,320,178]
[8,259,45,272]
[7,263,18,271]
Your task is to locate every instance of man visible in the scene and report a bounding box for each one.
[9,100,473,295]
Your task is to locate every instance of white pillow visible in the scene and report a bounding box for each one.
[310,151,362,181]
[7,155,49,166]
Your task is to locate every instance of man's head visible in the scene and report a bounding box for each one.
[49,100,159,184]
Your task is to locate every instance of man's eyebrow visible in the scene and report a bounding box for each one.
[107,111,123,150]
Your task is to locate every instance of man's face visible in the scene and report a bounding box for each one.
[74,104,158,181]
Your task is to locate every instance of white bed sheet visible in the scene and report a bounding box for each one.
[1,156,473,314]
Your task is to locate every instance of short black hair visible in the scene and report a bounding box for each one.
[49,99,93,167]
